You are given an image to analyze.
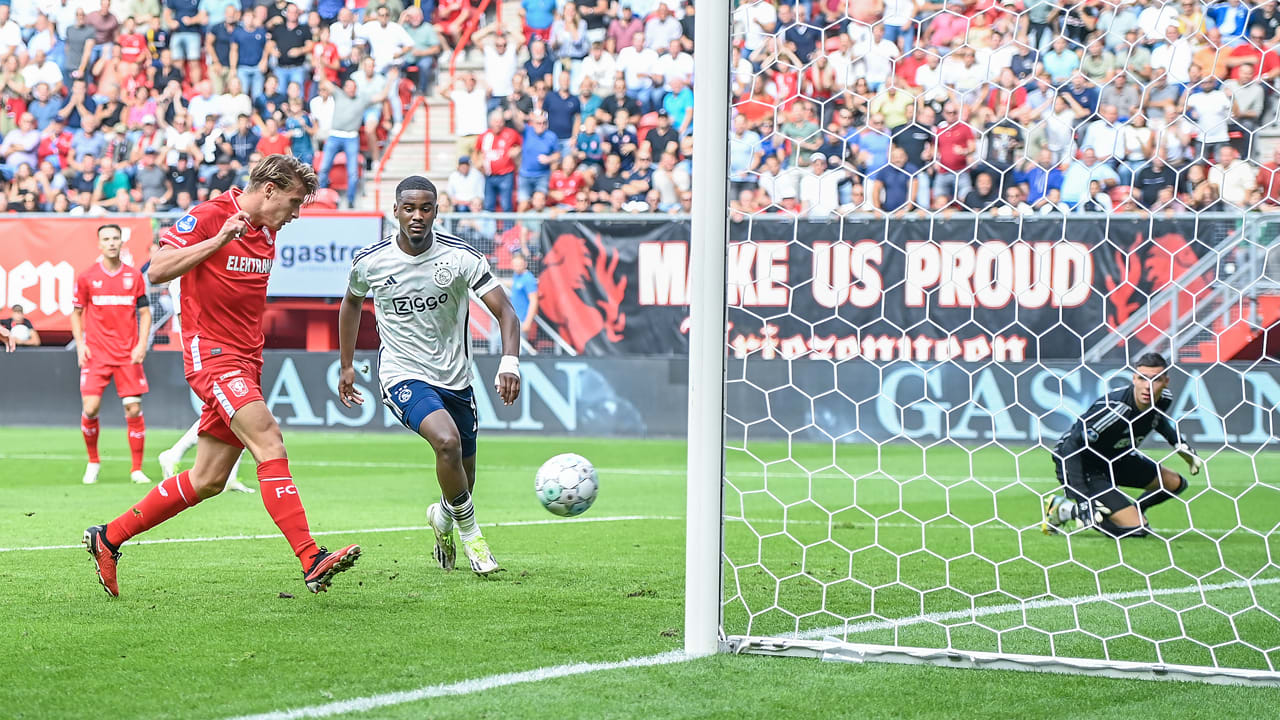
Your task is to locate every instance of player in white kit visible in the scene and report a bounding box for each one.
[336,176,522,577]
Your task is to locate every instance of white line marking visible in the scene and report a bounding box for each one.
[0,515,680,553]
[724,516,1253,538]
[222,650,691,720]
[789,577,1280,641]
[1,452,1265,488]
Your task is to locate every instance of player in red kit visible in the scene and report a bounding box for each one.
[70,224,153,486]
[83,155,361,597]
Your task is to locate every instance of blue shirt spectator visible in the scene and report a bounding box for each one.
[662,85,694,129]
[521,122,560,178]
[1060,151,1119,205]
[728,125,761,183]
[1042,42,1080,84]
[870,161,917,211]
[286,113,315,163]
[510,263,538,322]
[1066,81,1100,114]
[544,89,581,141]
[70,126,107,161]
[1014,162,1064,204]
[852,126,891,173]
[29,91,65,130]
[232,25,268,67]
[576,126,605,166]
[208,16,237,66]
[522,0,557,31]
[1208,1,1250,43]
[167,0,204,31]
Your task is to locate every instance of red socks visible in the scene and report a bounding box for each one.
[105,471,201,547]
[81,414,100,463]
[126,415,146,472]
[257,458,319,562]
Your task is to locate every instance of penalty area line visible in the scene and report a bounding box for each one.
[0,515,680,553]
[222,650,692,720]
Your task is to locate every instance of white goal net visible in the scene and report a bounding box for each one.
[691,0,1280,685]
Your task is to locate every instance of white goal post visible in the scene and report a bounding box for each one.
[685,0,1280,686]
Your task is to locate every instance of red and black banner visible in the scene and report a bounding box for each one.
[537,216,1225,360]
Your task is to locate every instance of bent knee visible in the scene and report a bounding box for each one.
[429,433,462,460]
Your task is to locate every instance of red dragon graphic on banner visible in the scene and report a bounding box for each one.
[537,232,628,354]
[1103,231,1208,346]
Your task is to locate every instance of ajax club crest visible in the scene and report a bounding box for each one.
[433,265,454,288]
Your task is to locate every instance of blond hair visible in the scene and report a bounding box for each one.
[247,154,318,198]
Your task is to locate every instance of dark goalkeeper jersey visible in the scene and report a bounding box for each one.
[1055,386,1183,463]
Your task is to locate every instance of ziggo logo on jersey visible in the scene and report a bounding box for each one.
[391,293,449,315]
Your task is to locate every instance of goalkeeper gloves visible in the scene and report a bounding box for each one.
[1175,443,1203,476]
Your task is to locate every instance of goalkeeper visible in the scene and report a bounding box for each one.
[1043,353,1203,538]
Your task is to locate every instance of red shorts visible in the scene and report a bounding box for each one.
[80,362,149,398]
[187,360,265,449]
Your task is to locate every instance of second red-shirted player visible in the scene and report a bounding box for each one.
[70,224,153,486]
[83,155,361,597]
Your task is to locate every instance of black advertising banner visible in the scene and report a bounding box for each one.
[537,216,1228,360]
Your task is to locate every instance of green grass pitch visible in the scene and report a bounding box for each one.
[2,426,1278,719]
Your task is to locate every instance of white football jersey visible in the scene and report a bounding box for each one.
[348,230,502,391]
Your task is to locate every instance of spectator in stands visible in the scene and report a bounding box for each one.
[545,69,582,156]
[402,6,444,95]
[548,155,587,207]
[662,76,694,137]
[616,31,662,112]
[360,5,414,74]
[2,305,40,347]
[91,154,131,210]
[516,110,559,211]
[272,3,312,96]
[316,77,376,208]
[580,40,615,95]
[869,145,918,216]
[231,11,270,99]
[169,0,206,79]
[1061,148,1119,206]
[63,8,97,86]
[477,108,521,211]
[476,26,518,111]
[509,251,539,340]
[1210,144,1258,209]
[963,171,1001,213]
[330,8,360,62]
[551,2,590,65]
[207,4,240,94]
[575,114,605,168]
[522,0,557,43]
[608,3,644,51]
[353,55,400,134]
[448,156,485,209]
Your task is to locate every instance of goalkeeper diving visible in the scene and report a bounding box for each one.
[1043,353,1203,538]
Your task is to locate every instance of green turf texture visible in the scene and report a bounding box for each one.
[2,427,1277,718]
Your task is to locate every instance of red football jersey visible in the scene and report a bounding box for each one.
[160,188,276,375]
[73,261,145,366]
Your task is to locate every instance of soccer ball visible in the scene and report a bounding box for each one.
[535,453,598,517]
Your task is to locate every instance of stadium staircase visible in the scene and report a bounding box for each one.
[360,0,524,211]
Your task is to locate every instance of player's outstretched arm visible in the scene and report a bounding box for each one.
[481,286,522,406]
[336,290,366,408]
[148,212,250,284]
[1155,415,1202,475]
[132,304,151,364]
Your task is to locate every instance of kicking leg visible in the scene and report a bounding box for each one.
[83,435,238,597]
[231,401,359,592]
[81,394,102,484]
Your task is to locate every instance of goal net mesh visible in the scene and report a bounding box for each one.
[718,0,1280,681]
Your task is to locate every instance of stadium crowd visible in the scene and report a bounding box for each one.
[0,0,1278,217]
[0,0,445,212]
[441,0,1280,217]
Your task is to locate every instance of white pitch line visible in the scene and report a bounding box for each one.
[724,516,1252,537]
[0,452,1265,488]
[0,515,679,553]
[788,576,1280,641]
[223,650,692,720]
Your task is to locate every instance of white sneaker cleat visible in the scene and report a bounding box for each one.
[157,448,181,479]
[224,476,256,494]
[82,462,100,485]
[130,470,152,484]
[462,534,502,577]
[427,502,456,571]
